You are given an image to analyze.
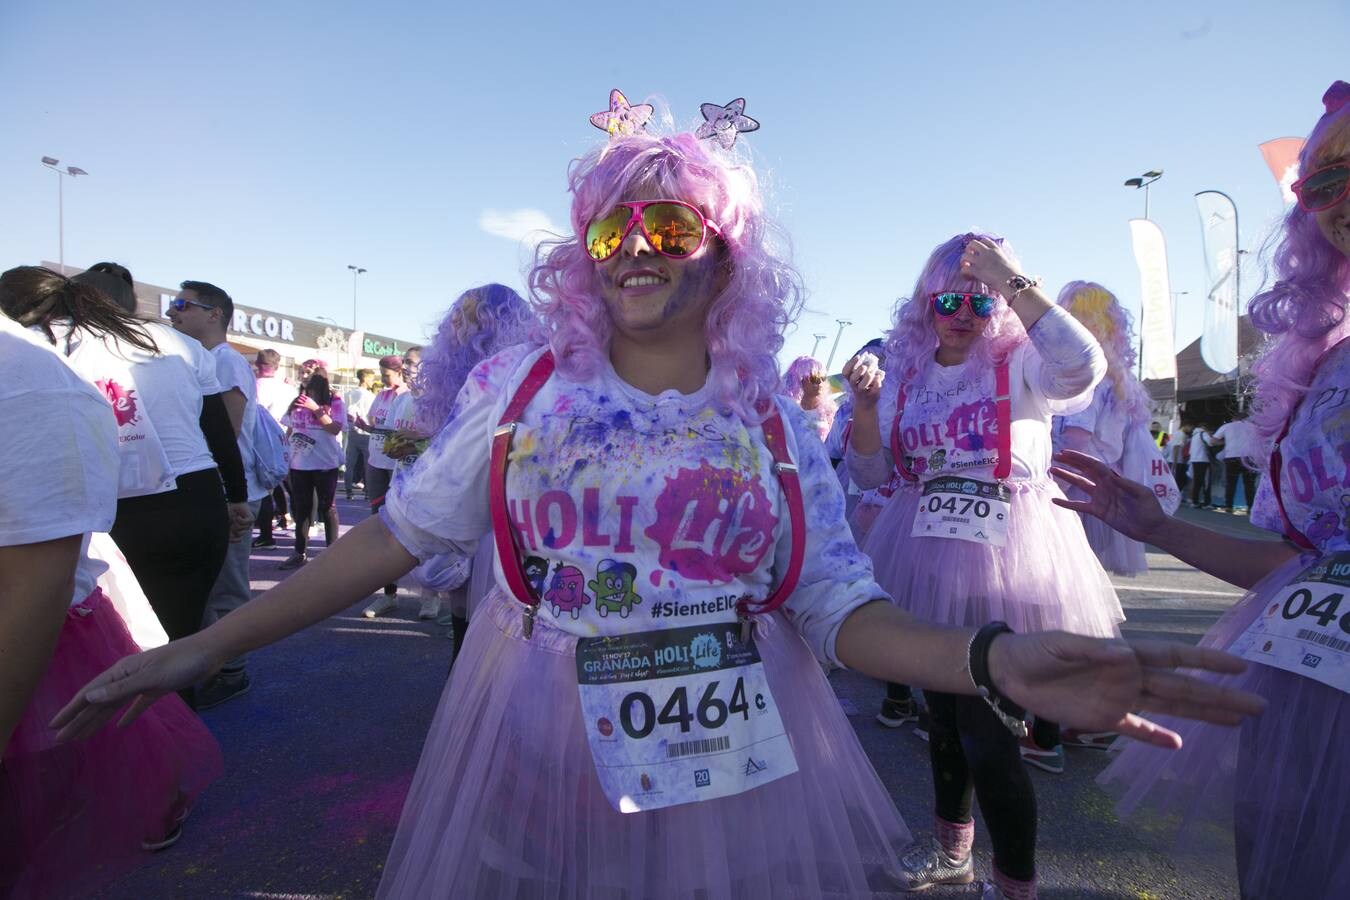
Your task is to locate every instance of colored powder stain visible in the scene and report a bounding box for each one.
[649,569,663,587]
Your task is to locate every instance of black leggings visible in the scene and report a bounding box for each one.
[927,690,1037,882]
[109,468,229,643]
[289,468,339,555]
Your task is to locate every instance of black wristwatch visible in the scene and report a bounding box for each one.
[968,621,1029,737]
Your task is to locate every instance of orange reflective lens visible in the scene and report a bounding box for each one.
[584,201,712,261]
[585,206,634,261]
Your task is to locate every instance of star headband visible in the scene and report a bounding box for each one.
[587,89,761,148]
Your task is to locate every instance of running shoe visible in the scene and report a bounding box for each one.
[893,839,974,891]
[252,536,277,549]
[143,792,192,851]
[1018,735,1066,773]
[912,709,930,742]
[196,670,251,710]
[1062,729,1118,750]
[364,593,399,618]
[418,594,441,620]
[876,696,920,728]
[277,553,307,570]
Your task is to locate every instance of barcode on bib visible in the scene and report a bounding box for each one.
[1297,629,1350,653]
[666,736,731,759]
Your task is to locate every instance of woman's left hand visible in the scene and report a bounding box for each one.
[959,237,1017,291]
[990,631,1266,748]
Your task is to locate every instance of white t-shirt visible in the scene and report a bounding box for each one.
[1189,428,1215,464]
[255,373,294,421]
[47,320,222,497]
[344,386,376,432]
[1,316,120,606]
[384,345,886,665]
[366,385,410,471]
[1213,420,1261,462]
[210,342,267,503]
[281,395,347,471]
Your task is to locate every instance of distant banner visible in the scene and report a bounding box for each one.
[1195,191,1240,376]
[1128,218,1176,381]
[1259,137,1305,204]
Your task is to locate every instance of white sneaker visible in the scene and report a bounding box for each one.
[364,594,398,618]
[418,594,441,620]
[894,839,974,891]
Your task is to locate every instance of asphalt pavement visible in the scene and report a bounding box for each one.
[96,499,1269,898]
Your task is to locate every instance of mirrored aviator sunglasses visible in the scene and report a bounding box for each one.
[584,200,718,262]
[931,291,996,319]
[1292,162,1350,212]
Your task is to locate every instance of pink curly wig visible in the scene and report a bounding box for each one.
[1248,81,1350,446]
[527,131,804,422]
[782,355,838,421]
[413,283,543,434]
[883,233,1028,382]
[1056,281,1151,425]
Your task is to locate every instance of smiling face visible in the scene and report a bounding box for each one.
[1312,155,1350,259]
[167,288,220,341]
[592,188,723,343]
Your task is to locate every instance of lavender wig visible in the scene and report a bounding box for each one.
[413,283,542,434]
[883,233,1028,382]
[527,131,804,421]
[782,355,838,419]
[1247,81,1350,444]
[1056,281,1151,424]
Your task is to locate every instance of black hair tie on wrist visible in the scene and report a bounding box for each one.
[968,621,1029,737]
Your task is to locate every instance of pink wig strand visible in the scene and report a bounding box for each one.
[1056,281,1151,425]
[527,132,804,422]
[883,233,1028,383]
[413,283,543,434]
[1247,82,1350,446]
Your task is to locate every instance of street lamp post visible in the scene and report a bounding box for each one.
[41,157,89,271]
[810,333,828,358]
[825,319,852,370]
[347,265,367,331]
[1123,169,1164,219]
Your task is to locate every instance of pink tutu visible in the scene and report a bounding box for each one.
[862,480,1122,637]
[465,539,495,620]
[377,588,913,898]
[0,589,223,899]
[1099,552,1350,898]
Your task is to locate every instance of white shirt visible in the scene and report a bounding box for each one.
[210,342,267,502]
[47,320,221,497]
[344,386,376,431]
[1189,428,1214,464]
[255,373,295,421]
[1213,420,1261,462]
[366,386,410,470]
[1,316,120,606]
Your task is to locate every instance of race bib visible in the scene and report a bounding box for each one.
[911,476,1011,546]
[1231,552,1350,695]
[576,621,797,813]
[289,431,317,452]
[370,426,393,455]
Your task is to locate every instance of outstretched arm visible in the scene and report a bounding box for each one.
[1051,448,1300,588]
[835,599,1265,749]
[51,516,417,741]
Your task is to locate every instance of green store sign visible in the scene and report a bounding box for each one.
[363,337,405,357]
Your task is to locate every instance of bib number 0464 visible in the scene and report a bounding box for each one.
[619,677,751,739]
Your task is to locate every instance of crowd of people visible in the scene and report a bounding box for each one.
[3,80,1347,899]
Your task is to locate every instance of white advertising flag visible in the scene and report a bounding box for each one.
[1128,218,1176,381]
[1195,191,1240,375]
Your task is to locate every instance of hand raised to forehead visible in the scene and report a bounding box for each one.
[959,237,1016,292]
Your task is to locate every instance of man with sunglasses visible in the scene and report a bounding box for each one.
[168,282,266,708]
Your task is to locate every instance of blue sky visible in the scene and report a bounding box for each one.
[3,1,1345,370]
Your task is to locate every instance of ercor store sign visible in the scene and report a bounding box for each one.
[160,293,296,343]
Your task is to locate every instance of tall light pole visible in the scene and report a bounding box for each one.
[1123,169,1163,219]
[810,333,827,358]
[825,319,852,370]
[41,157,89,271]
[347,265,367,330]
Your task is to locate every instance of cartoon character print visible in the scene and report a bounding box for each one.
[1306,510,1342,545]
[543,563,591,619]
[928,449,947,472]
[589,559,642,619]
[523,556,549,598]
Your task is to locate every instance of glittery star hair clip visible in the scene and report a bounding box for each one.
[695,97,760,149]
[589,89,654,138]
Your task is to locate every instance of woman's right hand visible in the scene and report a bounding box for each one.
[49,635,220,743]
[1050,449,1167,543]
[842,352,884,411]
